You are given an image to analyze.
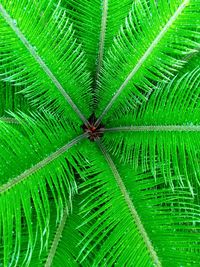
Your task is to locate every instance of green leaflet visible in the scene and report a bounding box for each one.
[179,50,200,75]
[0,80,30,119]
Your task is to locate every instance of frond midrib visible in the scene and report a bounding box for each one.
[95,0,189,126]
[0,133,87,194]
[45,206,69,267]
[95,0,108,82]
[0,117,19,124]
[103,125,200,133]
[97,141,161,267]
[0,4,89,126]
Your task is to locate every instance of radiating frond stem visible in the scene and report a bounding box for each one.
[95,0,108,83]
[45,205,69,267]
[0,133,87,194]
[97,141,161,267]
[0,117,19,124]
[95,0,189,127]
[0,4,90,127]
[103,125,200,133]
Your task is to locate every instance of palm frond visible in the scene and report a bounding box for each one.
[95,0,200,125]
[18,195,96,267]
[102,69,200,192]
[44,196,96,267]
[0,113,86,266]
[44,205,75,267]
[77,141,200,266]
[77,141,160,266]
[62,0,134,82]
[0,1,91,124]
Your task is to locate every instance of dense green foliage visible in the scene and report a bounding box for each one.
[0,0,200,266]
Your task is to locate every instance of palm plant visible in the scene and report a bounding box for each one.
[0,0,200,266]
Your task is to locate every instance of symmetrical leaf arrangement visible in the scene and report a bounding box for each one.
[0,0,200,266]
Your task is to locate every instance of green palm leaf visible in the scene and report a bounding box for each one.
[0,0,200,266]
[77,141,200,266]
[0,1,91,124]
[0,79,32,126]
[0,113,86,266]
[21,196,95,267]
[179,50,200,75]
[44,197,96,267]
[95,0,200,124]
[61,0,133,81]
[102,69,200,192]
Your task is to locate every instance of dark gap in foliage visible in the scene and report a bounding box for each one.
[81,113,104,141]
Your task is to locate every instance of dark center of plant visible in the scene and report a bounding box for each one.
[82,113,104,142]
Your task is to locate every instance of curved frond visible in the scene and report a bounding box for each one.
[62,0,134,82]
[0,1,91,123]
[77,141,160,266]
[18,195,96,267]
[44,197,95,267]
[0,113,86,266]
[77,141,200,266]
[95,0,200,124]
[102,69,200,192]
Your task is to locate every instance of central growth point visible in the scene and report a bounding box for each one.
[82,113,104,141]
